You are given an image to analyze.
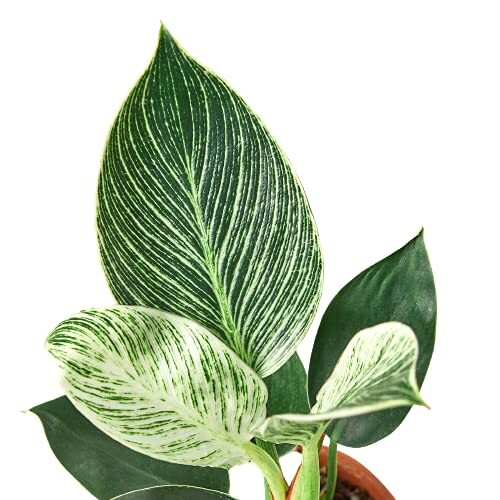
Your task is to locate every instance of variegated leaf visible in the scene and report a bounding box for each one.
[46,306,267,468]
[255,322,426,444]
[97,25,323,378]
[309,230,436,447]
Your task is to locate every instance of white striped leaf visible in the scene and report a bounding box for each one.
[255,322,426,444]
[46,306,267,468]
[97,25,323,378]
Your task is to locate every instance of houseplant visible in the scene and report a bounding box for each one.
[31,24,436,499]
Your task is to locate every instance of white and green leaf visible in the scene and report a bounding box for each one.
[46,306,267,468]
[97,25,323,378]
[255,322,427,444]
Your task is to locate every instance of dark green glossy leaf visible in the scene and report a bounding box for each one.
[113,485,237,500]
[264,353,310,455]
[31,397,229,499]
[308,230,436,447]
[265,353,310,416]
[97,24,323,378]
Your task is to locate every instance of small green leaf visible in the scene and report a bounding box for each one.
[263,353,310,455]
[265,354,310,416]
[256,322,425,444]
[31,396,229,499]
[308,230,436,446]
[46,306,267,468]
[112,485,237,500]
[97,25,323,378]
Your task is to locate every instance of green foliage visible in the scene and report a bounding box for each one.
[97,24,322,378]
[34,23,436,500]
[31,397,229,499]
[46,306,267,468]
[308,231,436,447]
[264,353,310,455]
[257,322,425,445]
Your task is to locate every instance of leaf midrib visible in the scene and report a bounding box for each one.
[103,346,247,453]
[165,48,240,355]
[56,315,248,458]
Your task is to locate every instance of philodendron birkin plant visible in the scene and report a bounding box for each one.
[31,24,436,500]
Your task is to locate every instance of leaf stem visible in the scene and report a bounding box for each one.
[322,440,338,500]
[292,435,321,500]
[255,438,282,500]
[299,437,321,500]
[243,442,288,500]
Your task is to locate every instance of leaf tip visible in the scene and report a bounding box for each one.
[45,328,57,352]
[410,386,430,410]
[416,393,431,410]
[159,21,170,38]
[45,320,71,362]
[157,22,179,49]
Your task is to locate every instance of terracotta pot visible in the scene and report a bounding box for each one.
[286,446,394,500]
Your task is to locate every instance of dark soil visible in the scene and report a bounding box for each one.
[333,478,372,499]
[320,465,373,500]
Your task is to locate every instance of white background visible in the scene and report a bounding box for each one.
[2,1,499,498]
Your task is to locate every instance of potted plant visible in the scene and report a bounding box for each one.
[31,24,436,500]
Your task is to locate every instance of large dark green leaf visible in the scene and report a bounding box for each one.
[113,485,237,500]
[31,397,230,499]
[308,230,436,447]
[263,353,310,455]
[97,25,322,379]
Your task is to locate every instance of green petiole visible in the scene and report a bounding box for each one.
[322,439,338,500]
[255,438,282,500]
[243,442,288,500]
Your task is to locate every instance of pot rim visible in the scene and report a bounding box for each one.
[286,445,395,500]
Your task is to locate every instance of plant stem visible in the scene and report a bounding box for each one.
[243,442,288,500]
[322,440,338,500]
[255,438,281,465]
[299,436,321,500]
[255,438,282,500]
